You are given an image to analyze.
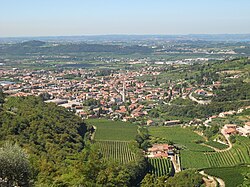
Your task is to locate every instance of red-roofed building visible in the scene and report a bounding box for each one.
[147,144,174,158]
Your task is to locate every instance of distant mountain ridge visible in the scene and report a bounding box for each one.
[0,40,152,55]
[1,34,250,43]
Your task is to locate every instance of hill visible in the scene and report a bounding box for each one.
[0,40,152,55]
[0,96,87,184]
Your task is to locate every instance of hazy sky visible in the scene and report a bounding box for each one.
[1,0,250,37]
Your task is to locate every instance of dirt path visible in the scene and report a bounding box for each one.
[189,92,211,105]
[170,154,181,173]
[90,125,97,140]
[199,171,225,187]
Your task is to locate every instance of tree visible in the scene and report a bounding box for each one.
[0,88,4,105]
[141,174,155,187]
[0,142,31,186]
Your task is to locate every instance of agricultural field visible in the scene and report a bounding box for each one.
[148,158,173,177]
[148,126,213,152]
[205,137,250,167]
[181,150,210,169]
[204,166,250,187]
[204,141,229,150]
[95,141,136,164]
[86,119,138,141]
[86,119,138,164]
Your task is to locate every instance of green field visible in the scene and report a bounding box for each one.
[205,137,250,168]
[204,141,229,150]
[181,150,210,169]
[96,141,136,164]
[149,126,214,169]
[86,119,138,141]
[204,166,250,187]
[149,127,250,171]
[148,158,173,177]
[148,126,213,152]
[86,119,138,164]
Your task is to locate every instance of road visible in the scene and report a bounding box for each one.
[202,131,232,153]
[199,171,225,187]
[220,129,233,151]
[189,92,211,105]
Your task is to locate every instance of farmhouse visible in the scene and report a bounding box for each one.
[147,144,174,158]
[222,124,238,135]
[237,122,250,137]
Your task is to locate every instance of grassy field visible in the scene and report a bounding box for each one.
[181,150,209,169]
[204,141,229,150]
[148,158,173,177]
[85,119,138,141]
[95,141,136,164]
[204,166,250,187]
[148,126,213,152]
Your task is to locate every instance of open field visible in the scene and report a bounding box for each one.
[148,158,173,177]
[204,166,250,187]
[85,119,138,141]
[148,126,213,152]
[96,140,136,164]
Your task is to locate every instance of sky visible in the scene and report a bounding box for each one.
[1,0,250,37]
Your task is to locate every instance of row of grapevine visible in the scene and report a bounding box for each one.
[96,140,136,164]
[239,138,250,159]
[205,145,250,167]
[148,158,173,177]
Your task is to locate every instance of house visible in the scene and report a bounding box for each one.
[237,122,250,137]
[147,144,174,158]
[222,124,238,135]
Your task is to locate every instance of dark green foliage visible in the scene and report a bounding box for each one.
[0,142,31,187]
[0,89,4,105]
[75,144,147,187]
[0,96,87,185]
[204,166,250,187]
[203,124,220,139]
[141,169,203,187]
[136,127,151,150]
[213,82,250,102]
[160,100,250,119]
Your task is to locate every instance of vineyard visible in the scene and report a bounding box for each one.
[204,141,229,150]
[96,140,136,164]
[148,158,173,177]
[205,137,250,167]
[86,119,137,141]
